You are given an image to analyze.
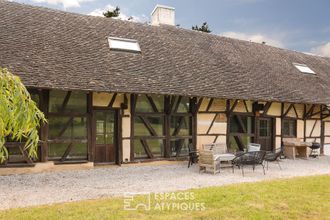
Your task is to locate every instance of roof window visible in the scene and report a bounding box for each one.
[293,63,315,74]
[108,37,141,53]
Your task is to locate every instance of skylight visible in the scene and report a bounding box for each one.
[293,63,315,74]
[108,37,141,52]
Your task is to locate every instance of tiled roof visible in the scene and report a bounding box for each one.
[1,1,330,104]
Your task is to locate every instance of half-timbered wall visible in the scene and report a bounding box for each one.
[2,89,330,167]
[196,98,327,154]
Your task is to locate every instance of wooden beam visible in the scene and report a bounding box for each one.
[60,91,72,112]
[139,116,158,136]
[283,104,294,118]
[304,104,315,119]
[229,100,239,114]
[173,96,182,113]
[57,117,74,138]
[262,102,272,116]
[18,146,34,164]
[233,136,245,151]
[292,104,299,118]
[60,143,74,162]
[309,120,318,137]
[236,115,247,133]
[108,93,117,108]
[243,100,249,113]
[140,139,154,158]
[196,98,204,113]
[206,113,218,134]
[206,98,214,112]
[146,95,159,113]
[172,116,185,136]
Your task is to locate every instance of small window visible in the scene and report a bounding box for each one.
[293,63,315,74]
[108,37,141,52]
[282,119,297,137]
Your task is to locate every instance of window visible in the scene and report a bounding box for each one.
[282,119,297,137]
[133,95,165,159]
[48,90,88,161]
[132,95,193,159]
[108,37,141,52]
[293,63,315,74]
[229,115,255,152]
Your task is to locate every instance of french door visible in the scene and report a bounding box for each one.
[256,117,274,151]
[93,110,118,163]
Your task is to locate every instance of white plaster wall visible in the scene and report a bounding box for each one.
[297,120,304,139]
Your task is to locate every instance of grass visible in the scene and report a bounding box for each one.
[1,175,329,220]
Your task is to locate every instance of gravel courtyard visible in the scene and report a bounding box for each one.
[0,156,329,210]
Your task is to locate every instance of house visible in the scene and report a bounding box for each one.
[0,1,330,167]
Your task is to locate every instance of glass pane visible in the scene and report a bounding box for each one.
[96,120,104,134]
[176,97,190,113]
[48,143,87,159]
[171,139,190,157]
[170,116,191,136]
[134,140,147,158]
[96,134,105,145]
[230,115,254,133]
[70,143,88,158]
[49,90,87,113]
[48,143,67,158]
[95,111,115,145]
[148,139,164,157]
[259,120,269,137]
[134,139,164,158]
[283,119,297,137]
[135,95,164,113]
[229,135,254,152]
[134,116,164,136]
[48,117,87,139]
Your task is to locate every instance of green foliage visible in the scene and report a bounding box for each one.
[103,6,120,18]
[192,22,212,33]
[0,68,46,163]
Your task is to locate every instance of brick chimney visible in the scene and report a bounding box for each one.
[151,5,175,26]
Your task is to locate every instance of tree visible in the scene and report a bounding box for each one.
[0,68,46,163]
[192,22,212,33]
[103,6,120,18]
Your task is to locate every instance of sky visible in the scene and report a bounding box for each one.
[10,0,330,57]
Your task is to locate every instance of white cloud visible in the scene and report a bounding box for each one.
[31,0,94,9]
[221,31,284,48]
[311,42,330,57]
[88,4,147,23]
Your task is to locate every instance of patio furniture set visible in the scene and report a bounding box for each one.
[188,138,321,176]
[189,143,282,176]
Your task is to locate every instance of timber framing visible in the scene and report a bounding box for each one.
[1,89,329,168]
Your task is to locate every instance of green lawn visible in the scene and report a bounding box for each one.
[1,175,329,220]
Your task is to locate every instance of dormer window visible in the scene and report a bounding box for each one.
[293,63,315,74]
[108,37,141,53]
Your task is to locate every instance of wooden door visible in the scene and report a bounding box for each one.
[256,117,274,151]
[93,110,117,163]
